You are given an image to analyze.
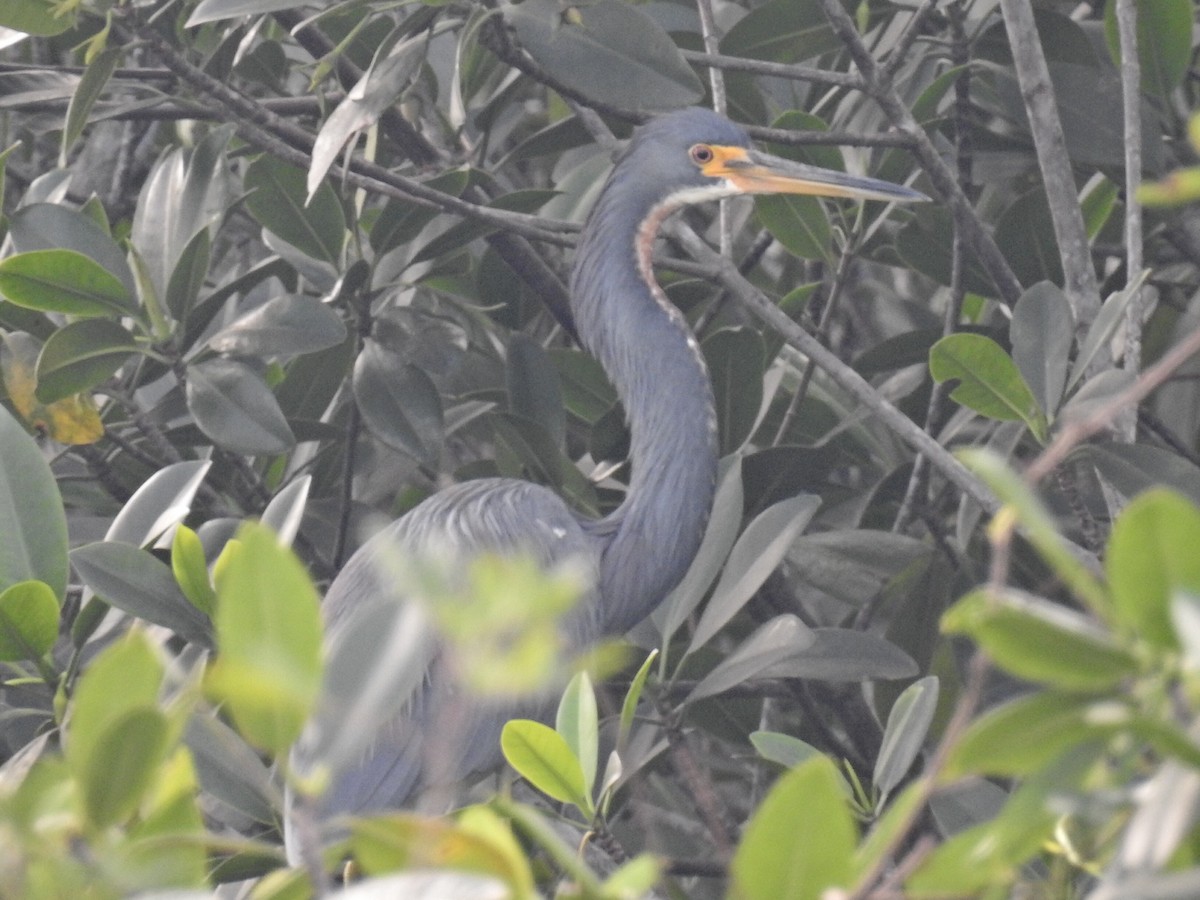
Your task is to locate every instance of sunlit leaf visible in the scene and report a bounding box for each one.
[206,523,323,755]
[730,756,856,900]
[500,719,591,815]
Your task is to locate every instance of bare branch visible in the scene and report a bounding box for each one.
[997,0,1101,325]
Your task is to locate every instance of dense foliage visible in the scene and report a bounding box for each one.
[1,0,1200,897]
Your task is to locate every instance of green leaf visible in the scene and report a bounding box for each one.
[352,341,443,463]
[1107,488,1200,650]
[70,541,214,648]
[244,155,345,266]
[61,47,122,166]
[0,249,136,317]
[759,628,918,682]
[186,358,295,456]
[206,523,323,755]
[0,405,69,601]
[508,334,566,450]
[35,318,140,404]
[874,676,938,803]
[929,333,1047,441]
[68,630,164,783]
[171,525,216,617]
[721,0,846,62]
[80,706,170,829]
[958,448,1111,615]
[755,194,832,261]
[505,0,702,111]
[0,580,59,661]
[0,0,73,36]
[618,649,658,749]
[687,615,815,703]
[207,293,347,357]
[1009,281,1073,419]
[165,227,212,322]
[688,493,820,654]
[658,459,743,659]
[555,672,598,798]
[703,327,765,455]
[750,731,824,769]
[8,203,135,298]
[942,587,1138,690]
[1067,271,1149,392]
[1104,0,1193,99]
[500,719,592,815]
[948,692,1099,778]
[730,756,857,900]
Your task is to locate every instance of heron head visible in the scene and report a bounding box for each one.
[625,107,928,207]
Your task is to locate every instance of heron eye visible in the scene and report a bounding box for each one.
[689,144,714,166]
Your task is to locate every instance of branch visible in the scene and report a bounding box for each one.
[997,0,1101,324]
[815,0,1024,307]
[1115,0,1145,441]
[669,223,1001,515]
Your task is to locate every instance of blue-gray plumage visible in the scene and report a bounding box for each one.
[289,108,926,838]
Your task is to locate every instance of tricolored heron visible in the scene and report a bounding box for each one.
[290,107,925,838]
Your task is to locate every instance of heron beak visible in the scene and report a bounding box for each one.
[703,145,929,203]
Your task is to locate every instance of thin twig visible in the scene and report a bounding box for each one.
[1024,325,1200,486]
[679,49,864,90]
[815,0,1023,307]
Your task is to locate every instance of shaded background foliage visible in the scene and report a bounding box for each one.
[1,0,1200,897]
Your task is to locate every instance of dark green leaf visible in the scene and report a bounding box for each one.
[755,194,832,261]
[1009,281,1073,418]
[721,0,846,62]
[703,327,765,455]
[761,628,918,682]
[207,294,347,357]
[352,341,443,462]
[61,48,121,165]
[244,155,345,266]
[70,541,214,648]
[874,676,938,802]
[506,0,702,111]
[787,530,932,607]
[0,405,68,600]
[687,615,816,703]
[507,334,565,449]
[0,249,135,317]
[185,358,295,456]
[9,203,135,298]
[689,493,820,654]
[35,318,139,404]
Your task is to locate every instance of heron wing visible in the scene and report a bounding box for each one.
[299,477,599,819]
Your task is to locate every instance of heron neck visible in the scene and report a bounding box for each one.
[570,187,719,636]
